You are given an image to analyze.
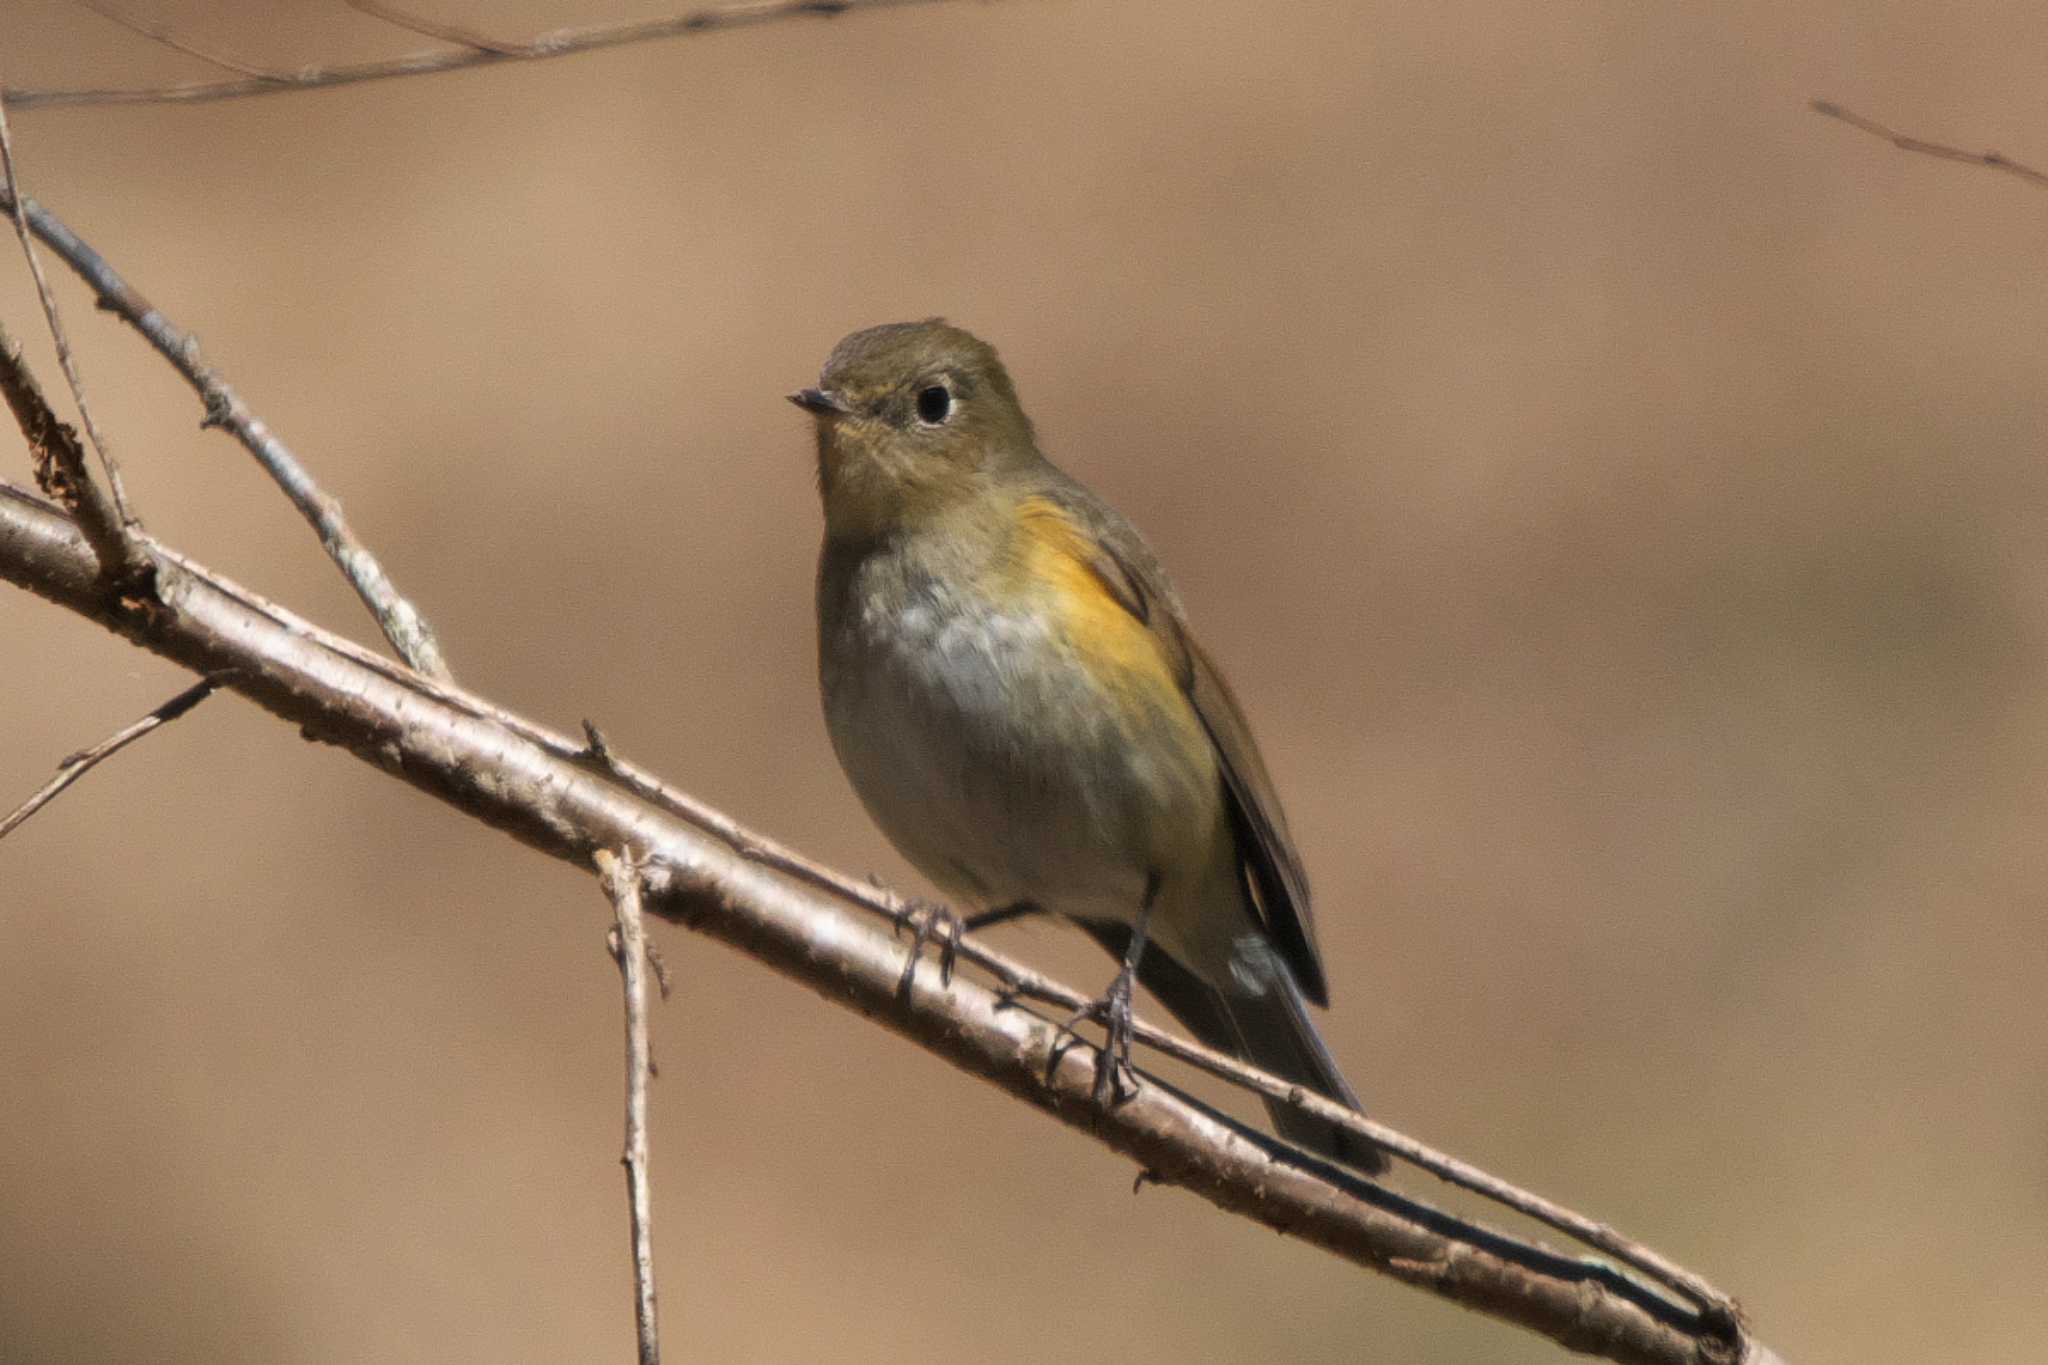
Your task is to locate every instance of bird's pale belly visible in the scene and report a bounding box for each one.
[822,590,1220,926]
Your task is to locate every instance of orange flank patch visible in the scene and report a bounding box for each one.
[1011,497,1180,698]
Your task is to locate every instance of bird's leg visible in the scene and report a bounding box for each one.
[894,898,960,998]
[897,899,1042,997]
[1050,874,1158,1108]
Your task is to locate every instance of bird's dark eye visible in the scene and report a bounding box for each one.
[915,385,952,425]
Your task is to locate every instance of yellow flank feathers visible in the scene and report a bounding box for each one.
[1012,496,1179,697]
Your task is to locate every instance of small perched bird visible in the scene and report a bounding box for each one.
[796,320,1383,1172]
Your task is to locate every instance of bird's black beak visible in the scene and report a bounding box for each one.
[789,387,851,416]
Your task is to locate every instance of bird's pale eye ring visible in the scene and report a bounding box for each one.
[914,384,953,425]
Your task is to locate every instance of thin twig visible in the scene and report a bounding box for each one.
[5,0,961,112]
[0,113,152,601]
[597,848,663,1365]
[0,480,1779,1365]
[0,90,134,526]
[1811,99,2048,190]
[71,0,291,80]
[0,676,218,840]
[345,0,528,56]
[0,188,451,679]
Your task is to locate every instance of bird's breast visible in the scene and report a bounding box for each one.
[818,537,1219,918]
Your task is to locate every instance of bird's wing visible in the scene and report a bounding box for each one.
[1030,484,1328,1005]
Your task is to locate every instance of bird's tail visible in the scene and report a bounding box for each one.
[1214,958,1386,1173]
[1079,922,1386,1174]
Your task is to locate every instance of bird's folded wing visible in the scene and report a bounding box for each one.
[1028,487,1328,1006]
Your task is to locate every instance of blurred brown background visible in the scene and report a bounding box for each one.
[3,1,2045,1361]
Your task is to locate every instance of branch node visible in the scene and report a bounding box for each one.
[645,940,675,1000]
[580,718,618,768]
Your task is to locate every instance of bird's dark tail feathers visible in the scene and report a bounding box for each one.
[1217,960,1386,1173]
[1078,923,1387,1174]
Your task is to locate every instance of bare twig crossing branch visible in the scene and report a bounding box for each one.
[598,848,664,1365]
[0,676,219,840]
[1811,99,2048,190]
[0,190,451,679]
[4,0,964,112]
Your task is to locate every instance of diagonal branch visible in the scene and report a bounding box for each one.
[0,674,219,840]
[1811,99,2048,190]
[0,476,1782,1365]
[0,189,451,679]
[4,0,966,112]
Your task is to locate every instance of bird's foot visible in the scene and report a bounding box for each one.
[1047,964,1141,1108]
[894,898,965,997]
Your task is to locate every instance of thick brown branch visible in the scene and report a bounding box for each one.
[6,0,963,112]
[0,191,450,679]
[0,481,1781,1365]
